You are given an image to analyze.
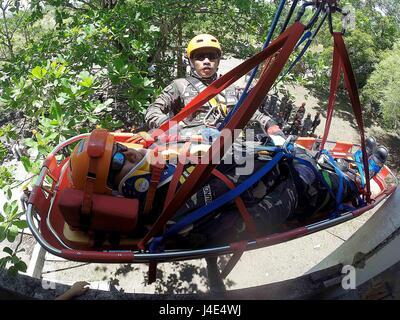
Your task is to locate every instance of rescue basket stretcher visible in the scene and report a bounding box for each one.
[26,133,398,264]
[25,1,399,270]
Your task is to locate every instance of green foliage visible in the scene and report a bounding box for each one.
[0,199,28,276]
[0,142,7,163]
[301,1,400,96]
[363,41,400,130]
[0,166,16,194]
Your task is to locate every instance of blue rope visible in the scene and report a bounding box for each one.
[292,155,336,201]
[276,13,327,85]
[218,0,287,130]
[276,31,313,83]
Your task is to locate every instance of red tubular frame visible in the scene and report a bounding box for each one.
[26,21,399,264]
[26,133,398,263]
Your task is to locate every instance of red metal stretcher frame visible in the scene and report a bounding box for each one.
[26,133,398,264]
[26,20,399,264]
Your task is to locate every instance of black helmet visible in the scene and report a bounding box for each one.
[374,145,389,165]
[365,136,377,156]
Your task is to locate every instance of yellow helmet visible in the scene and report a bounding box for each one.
[69,129,115,195]
[186,34,222,58]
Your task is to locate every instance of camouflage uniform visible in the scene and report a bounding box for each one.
[145,77,275,134]
[148,144,359,248]
[301,116,313,137]
[283,100,293,122]
[262,94,279,118]
[311,114,321,134]
[294,107,305,123]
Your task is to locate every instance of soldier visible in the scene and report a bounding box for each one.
[268,93,280,118]
[20,186,31,212]
[311,112,321,134]
[283,99,294,123]
[145,34,283,140]
[294,102,306,123]
[290,119,302,136]
[301,113,313,137]
[69,129,368,247]
[274,111,285,129]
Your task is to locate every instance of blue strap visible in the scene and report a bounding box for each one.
[149,152,286,252]
[321,149,357,215]
[354,150,366,187]
[276,12,328,85]
[294,30,313,51]
[218,0,287,130]
[277,31,312,82]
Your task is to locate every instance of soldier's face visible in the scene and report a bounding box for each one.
[191,48,220,79]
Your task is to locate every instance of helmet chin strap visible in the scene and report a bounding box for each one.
[118,149,151,194]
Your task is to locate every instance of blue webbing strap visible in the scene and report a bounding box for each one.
[277,12,328,85]
[354,149,366,187]
[321,149,357,214]
[149,151,286,252]
[293,152,359,217]
[277,31,312,83]
[218,0,287,130]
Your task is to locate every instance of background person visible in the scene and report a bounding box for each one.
[294,102,306,123]
[311,112,321,134]
[301,113,313,137]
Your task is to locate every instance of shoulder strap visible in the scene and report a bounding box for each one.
[143,162,166,216]
[186,76,225,105]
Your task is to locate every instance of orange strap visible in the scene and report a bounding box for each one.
[81,129,109,216]
[143,162,165,215]
[81,173,95,216]
[211,169,258,239]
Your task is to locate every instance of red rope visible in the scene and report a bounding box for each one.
[320,32,371,202]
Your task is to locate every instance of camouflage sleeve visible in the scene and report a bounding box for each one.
[145,81,183,129]
[250,109,287,140]
[250,109,275,129]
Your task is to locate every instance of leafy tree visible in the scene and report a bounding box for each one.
[363,41,400,130]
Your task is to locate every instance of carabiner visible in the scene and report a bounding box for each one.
[327,6,348,35]
[203,105,222,128]
[295,1,323,31]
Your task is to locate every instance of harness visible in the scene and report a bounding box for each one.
[185,76,229,127]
